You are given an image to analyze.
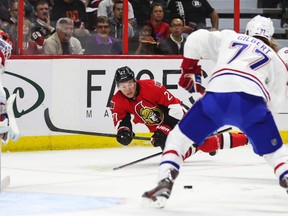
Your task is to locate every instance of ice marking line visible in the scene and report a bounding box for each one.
[0,192,124,215]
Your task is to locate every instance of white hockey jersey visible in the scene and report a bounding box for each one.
[184,29,288,112]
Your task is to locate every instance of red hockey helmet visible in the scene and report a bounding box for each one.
[0,29,12,59]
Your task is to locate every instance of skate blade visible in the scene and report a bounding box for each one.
[142,196,167,208]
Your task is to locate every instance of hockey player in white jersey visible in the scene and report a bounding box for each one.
[142,15,288,208]
[0,29,20,144]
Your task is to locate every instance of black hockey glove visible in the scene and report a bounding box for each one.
[116,126,134,146]
[151,125,171,150]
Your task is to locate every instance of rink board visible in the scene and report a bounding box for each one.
[2,56,288,152]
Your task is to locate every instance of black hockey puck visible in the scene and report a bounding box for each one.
[184,185,193,189]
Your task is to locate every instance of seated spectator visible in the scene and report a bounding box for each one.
[85,16,122,54]
[80,0,97,31]
[97,0,136,27]
[109,1,134,39]
[50,0,90,38]
[22,18,38,54]
[43,17,83,54]
[0,0,10,24]
[167,0,219,34]
[2,0,34,33]
[1,0,34,24]
[157,16,185,55]
[148,2,170,41]
[129,0,169,27]
[31,0,55,48]
[10,18,38,55]
[134,22,158,55]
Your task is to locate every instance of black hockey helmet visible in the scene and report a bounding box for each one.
[115,66,135,85]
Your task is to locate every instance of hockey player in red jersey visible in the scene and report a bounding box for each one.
[110,66,248,158]
[0,29,20,144]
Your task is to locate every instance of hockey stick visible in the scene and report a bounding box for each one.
[113,152,162,170]
[44,108,151,141]
[112,126,233,170]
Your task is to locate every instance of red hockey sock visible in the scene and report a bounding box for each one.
[198,134,221,153]
[198,132,248,153]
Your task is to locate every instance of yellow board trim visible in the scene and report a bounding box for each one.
[2,133,152,152]
[2,131,288,152]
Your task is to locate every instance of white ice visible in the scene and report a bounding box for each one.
[1,145,288,216]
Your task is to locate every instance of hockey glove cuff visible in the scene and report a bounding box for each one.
[181,58,201,75]
[151,125,171,150]
[193,74,205,94]
[116,126,134,146]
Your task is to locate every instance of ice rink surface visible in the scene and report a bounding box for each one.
[1,145,288,216]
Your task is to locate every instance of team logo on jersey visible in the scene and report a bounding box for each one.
[192,0,202,7]
[135,101,164,125]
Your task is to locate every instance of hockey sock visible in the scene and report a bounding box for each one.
[197,132,248,153]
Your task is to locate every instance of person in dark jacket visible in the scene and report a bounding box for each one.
[157,16,185,55]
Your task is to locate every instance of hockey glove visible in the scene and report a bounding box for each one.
[181,58,201,75]
[151,125,171,150]
[179,73,205,94]
[179,58,205,93]
[116,126,134,146]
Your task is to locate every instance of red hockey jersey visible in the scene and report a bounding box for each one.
[110,80,183,132]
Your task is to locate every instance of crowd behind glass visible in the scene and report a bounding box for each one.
[0,0,220,55]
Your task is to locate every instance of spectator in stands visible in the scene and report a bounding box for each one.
[129,0,168,26]
[84,16,122,54]
[109,1,134,39]
[80,0,97,31]
[43,17,83,54]
[157,16,185,55]
[22,18,39,54]
[1,0,34,25]
[90,0,102,9]
[97,0,136,28]
[134,22,158,55]
[50,0,90,38]
[31,0,55,48]
[0,1,10,24]
[148,2,170,41]
[167,0,219,34]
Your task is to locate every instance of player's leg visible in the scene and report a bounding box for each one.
[198,132,249,153]
[0,94,20,144]
[0,86,9,142]
[142,95,219,207]
[243,108,288,193]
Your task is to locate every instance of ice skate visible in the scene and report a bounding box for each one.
[142,169,178,208]
[279,176,288,193]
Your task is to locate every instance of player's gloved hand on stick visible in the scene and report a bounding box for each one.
[151,125,171,150]
[117,126,134,146]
